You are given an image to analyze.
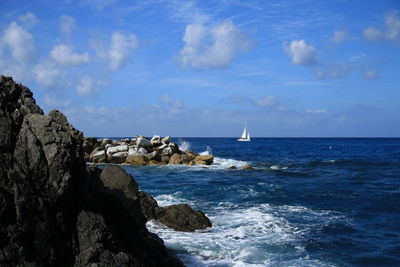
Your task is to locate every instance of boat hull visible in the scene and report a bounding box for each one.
[237,138,251,142]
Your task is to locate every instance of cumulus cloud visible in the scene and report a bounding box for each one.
[107,32,138,71]
[76,76,107,96]
[18,12,39,26]
[2,21,36,62]
[60,15,75,38]
[330,30,350,44]
[32,61,63,88]
[50,44,90,67]
[363,11,400,42]
[178,20,251,69]
[284,40,316,66]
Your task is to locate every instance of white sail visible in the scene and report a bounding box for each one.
[241,126,248,139]
[238,123,251,141]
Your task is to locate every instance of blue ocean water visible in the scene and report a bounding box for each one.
[118,138,400,266]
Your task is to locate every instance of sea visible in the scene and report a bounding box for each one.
[112,138,400,266]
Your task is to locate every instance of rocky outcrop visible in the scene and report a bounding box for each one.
[100,165,212,232]
[0,76,183,266]
[85,135,214,166]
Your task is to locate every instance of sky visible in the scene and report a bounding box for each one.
[0,0,399,137]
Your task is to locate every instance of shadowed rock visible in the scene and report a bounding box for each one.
[0,75,182,266]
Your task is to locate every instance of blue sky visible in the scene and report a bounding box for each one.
[1,0,399,137]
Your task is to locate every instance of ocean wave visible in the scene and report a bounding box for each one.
[270,164,289,170]
[147,199,346,266]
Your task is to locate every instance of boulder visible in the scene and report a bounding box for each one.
[90,149,107,163]
[162,146,174,156]
[161,136,171,144]
[156,204,212,232]
[192,155,214,165]
[168,142,180,153]
[145,151,160,161]
[128,147,148,156]
[99,165,138,199]
[228,166,237,169]
[169,153,183,164]
[106,145,128,157]
[136,137,151,148]
[161,155,171,164]
[108,151,128,164]
[150,135,161,146]
[126,155,146,165]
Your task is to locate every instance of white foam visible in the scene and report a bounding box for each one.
[209,157,248,169]
[147,199,345,266]
[199,146,213,156]
[270,165,289,170]
[179,141,191,152]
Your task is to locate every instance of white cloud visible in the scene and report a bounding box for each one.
[43,94,71,109]
[363,27,383,41]
[284,40,316,66]
[316,63,351,79]
[254,96,278,107]
[178,20,251,69]
[2,22,36,62]
[18,12,39,26]
[363,11,400,42]
[60,15,75,38]
[50,44,91,67]
[108,32,138,71]
[76,76,106,96]
[167,0,211,24]
[33,61,63,88]
[363,69,379,80]
[330,30,350,43]
[306,109,328,114]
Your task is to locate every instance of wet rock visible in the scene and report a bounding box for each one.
[228,166,237,169]
[243,165,255,170]
[192,155,214,165]
[156,204,212,232]
[126,155,146,165]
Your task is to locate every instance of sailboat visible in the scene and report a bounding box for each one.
[237,123,251,142]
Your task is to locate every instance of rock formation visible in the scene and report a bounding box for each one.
[85,136,214,166]
[0,75,195,266]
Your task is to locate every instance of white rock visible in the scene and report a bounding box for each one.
[92,150,105,157]
[136,137,151,147]
[105,144,112,150]
[106,145,128,157]
[162,146,173,156]
[150,135,161,142]
[128,147,148,156]
[161,136,171,144]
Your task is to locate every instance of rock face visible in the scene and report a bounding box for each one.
[84,136,214,166]
[100,165,212,232]
[0,76,182,266]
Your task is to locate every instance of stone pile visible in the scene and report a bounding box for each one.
[84,135,214,166]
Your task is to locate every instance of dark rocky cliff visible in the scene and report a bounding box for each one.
[0,75,183,266]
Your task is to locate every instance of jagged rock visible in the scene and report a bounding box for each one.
[106,144,128,157]
[192,155,214,165]
[228,166,237,169]
[126,155,146,165]
[168,142,180,153]
[108,151,128,164]
[136,137,151,148]
[156,204,212,232]
[0,76,183,266]
[161,155,171,164]
[148,160,164,165]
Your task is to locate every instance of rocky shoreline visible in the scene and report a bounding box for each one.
[84,136,214,166]
[0,75,211,266]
